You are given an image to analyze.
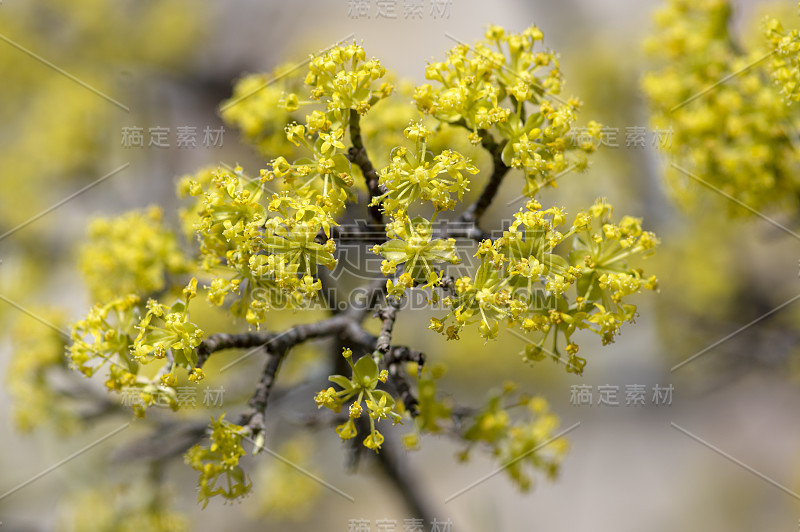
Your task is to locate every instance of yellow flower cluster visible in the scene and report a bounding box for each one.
[642,0,800,212]
[372,121,478,215]
[184,414,251,508]
[414,24,599,196]
[305,43,393,118]
[68,294,142,380]
[131,278,205,370]
[430,199,658,372]
[315,348,402,450]
[181,165,337,326]
[374,216,460,295]
[79,207,189,302]
[459,385,568,491]
[765,8,800,103]
[68,279,203,417]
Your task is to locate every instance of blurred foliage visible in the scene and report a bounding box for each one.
[248,434,322,521]
[0,0,203,238]
[1,0,204,528]
[642,0,800,375]
[642,0,800,215]
[57,478,188,532]
[6,309,78,433]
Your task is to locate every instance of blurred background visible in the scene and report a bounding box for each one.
[2,0,800,530]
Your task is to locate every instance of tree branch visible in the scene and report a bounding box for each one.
[195,315,371,368]
[374,296,401,358]
[195,330,270,367]
[460,130,510,226]
[385,345,424,417]
[195,301,399,365]
[238,347,287,435]
[348,108,384,225]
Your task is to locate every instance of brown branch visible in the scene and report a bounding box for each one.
[348,108,384,225]
[460,130,510,225]
[374,296,401,358]
[195,330,269,367]
[385,345,425,417]
[238,347,287,434]
[196,315,374,369]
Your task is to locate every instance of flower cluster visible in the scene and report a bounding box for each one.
[254,43,392,212]
[131,278,205,377]
[414,24,599,196]
[372,121,477,215]
[765,8,800,104]
[68,279,203,416]
[181,165,337,326]
[430,199,658,373]
[642,0,800,213]
[185,415,251,508]
[79,206,189,302]
[459,385,567,491]
[314,348,403,450]
[68,294,142,380]
[374,216,460,295]
[305,43,393,118]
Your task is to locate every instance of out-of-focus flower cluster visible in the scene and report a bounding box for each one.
[79,207,190,302]
[642,0,800,213]
[6,311,77,433]
[184,414,251,508]
[459,384,568,491]
[765,6,800,104]
[59,481,188,532]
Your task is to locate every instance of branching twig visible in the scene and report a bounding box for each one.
[196,315,374,368]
